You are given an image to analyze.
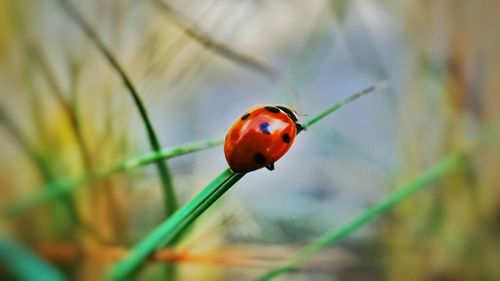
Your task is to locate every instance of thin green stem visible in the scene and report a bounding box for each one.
[106,82,386,280]
[1,138,223,216]
[59,0,178,217]
[256,153,464,281]
[301,81,388,129]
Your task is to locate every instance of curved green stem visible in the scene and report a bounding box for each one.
[59,0,177,216]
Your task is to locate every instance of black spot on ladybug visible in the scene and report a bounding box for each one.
[282,133,291,143]
[254,153,266,164]
[259,122,271,134]
[241,113,250,120]
[265,106,280,113]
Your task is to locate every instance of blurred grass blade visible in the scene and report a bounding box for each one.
[0,107,48,177]
[107,169,244,281]
[154,0,306,103]
[25,41,93,174]
[24,41,90,232]
[0,107,81,233]
[106,83,385,280]
[1,138,223,216]
[58,0,178,216]
[153,0,279,79]
[152,1,302,105]
[0,238,66,281]
[255,153,464,281]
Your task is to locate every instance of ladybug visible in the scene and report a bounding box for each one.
[224,105,303,173]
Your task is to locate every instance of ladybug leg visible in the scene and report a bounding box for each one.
[266,163,275,171]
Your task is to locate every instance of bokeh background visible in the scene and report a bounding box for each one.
[1,0,499,280]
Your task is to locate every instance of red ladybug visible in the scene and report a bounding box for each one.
[224,105,303,173]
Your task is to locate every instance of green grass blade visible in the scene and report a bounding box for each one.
[58,0,178,217]
[106,169,244,281]
[255,153,464,281]
[1,138,223,216]
[106,82,385,280]
[156,169,245,248]
[0,238,66,281]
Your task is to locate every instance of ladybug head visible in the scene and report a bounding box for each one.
[275,105,303,133]
[275,105,298,122]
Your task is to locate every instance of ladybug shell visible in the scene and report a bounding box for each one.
[224,105,297,173]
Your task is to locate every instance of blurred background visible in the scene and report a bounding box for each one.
[0,0,499,280]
